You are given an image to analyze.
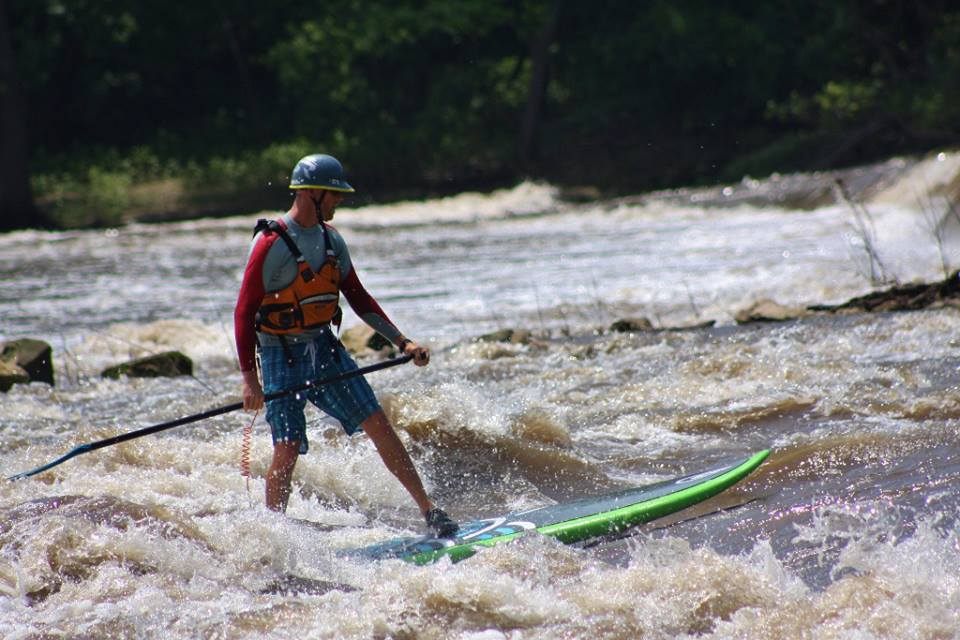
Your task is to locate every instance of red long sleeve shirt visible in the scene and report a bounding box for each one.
[234,216,402,371]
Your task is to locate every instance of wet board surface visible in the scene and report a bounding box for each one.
[347,449,770,564]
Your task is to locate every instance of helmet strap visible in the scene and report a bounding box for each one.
[307,189,325,223]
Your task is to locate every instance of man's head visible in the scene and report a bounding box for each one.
[299,188,344,222]
[289,154,355,222]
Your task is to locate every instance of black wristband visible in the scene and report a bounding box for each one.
[397,338,412,352]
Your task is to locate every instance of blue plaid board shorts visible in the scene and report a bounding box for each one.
[259,329,382,454]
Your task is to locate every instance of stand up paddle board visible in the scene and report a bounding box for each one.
[349,449,769,564]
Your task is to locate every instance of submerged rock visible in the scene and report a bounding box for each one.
[261,574,357,596]
[476,328,539,344]
[0,338,54,391]
[609,317,654,333]
[0,495,210,604]
[0,495,207,541]
[101,350,193,379]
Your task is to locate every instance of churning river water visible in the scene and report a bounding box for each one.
[2,152,960,639]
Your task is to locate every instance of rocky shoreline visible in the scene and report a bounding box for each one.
[349,271,960,356]
[4,271,959,393]
[735,271,960,324]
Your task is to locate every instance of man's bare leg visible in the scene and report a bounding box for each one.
[361,409,433,515]
[266,440,301,512]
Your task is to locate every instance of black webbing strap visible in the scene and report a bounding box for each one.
[320,221,335,259]
[278,334,295,366]
[254,218,306,262]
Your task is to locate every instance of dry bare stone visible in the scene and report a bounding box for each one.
[340,325,394,355]
[340,325,374,354]
[101,351,193,379]
[0,358,29,392]
[735,299,806,324]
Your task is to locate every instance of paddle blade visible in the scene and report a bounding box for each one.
[6,446,88,482]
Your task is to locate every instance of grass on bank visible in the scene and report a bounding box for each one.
[30,129,953,230]
[30,140,318,228]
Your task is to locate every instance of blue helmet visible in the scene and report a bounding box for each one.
[288,154,355,192]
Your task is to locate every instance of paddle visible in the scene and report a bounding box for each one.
[6,354,413,481]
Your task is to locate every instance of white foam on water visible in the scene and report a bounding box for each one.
[69,318,238,374]
[4,159,960,637]
[112,180,561,235]
[4,482,960,638]
[713,501,960,639]
[340,181,561,228]
[392,382,510,440]
[870,150,960,206]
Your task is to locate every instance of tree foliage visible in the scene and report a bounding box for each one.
[3,0,959,227]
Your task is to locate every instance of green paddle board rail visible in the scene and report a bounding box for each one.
[354,449,770,565]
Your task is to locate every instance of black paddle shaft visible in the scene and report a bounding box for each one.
[6,354,413,481]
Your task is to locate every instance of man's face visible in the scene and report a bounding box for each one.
[311,189,345,221]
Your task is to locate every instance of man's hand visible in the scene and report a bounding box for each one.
[242,369,265,410]
[401,339,431,367]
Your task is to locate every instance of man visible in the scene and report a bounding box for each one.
[234,153,458,537]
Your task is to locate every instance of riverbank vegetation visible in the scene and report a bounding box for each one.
[3,1,959,229]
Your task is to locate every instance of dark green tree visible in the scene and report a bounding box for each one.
[0,0,46,230]
[4,0,959,228]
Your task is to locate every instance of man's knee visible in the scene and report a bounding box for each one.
[360,409,391,435]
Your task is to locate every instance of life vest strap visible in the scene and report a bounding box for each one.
[277,334,295,366]
[255,302,302,332]
[255,218,307,262]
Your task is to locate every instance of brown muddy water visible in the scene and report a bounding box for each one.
[2,153,960,638]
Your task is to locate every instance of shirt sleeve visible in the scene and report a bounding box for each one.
[234,233,274,371]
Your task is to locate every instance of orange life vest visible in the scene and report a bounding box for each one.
[254,218,342,335]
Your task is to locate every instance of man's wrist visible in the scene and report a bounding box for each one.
[397,338,412,352]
